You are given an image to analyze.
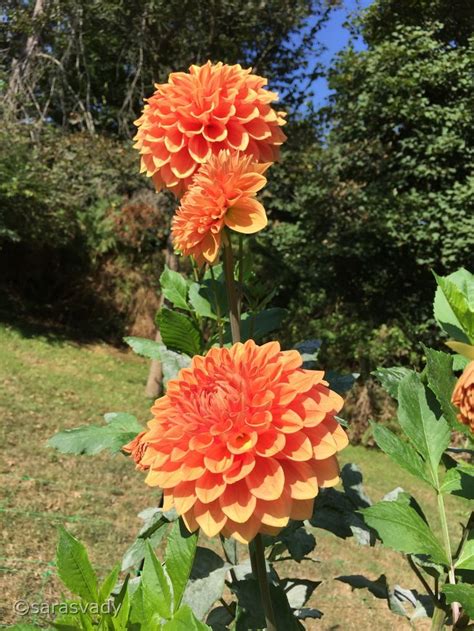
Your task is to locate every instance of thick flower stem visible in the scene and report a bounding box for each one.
[223,234,240,344]
[437,491,459,625]
[250,534,277,631]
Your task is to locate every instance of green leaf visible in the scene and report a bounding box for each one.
[122,507,177,571]
[98,564,120,603]
[424,348,463,431]
[165,519,199,612]
[225,307,287,343]
[56,526,98,603]
[188,281,228,321]
[440,463,474,500]
[124,336,163,360]
[434,269,474,343]
[160,266,190,311]
[162,604,212,630]
[182,548,230,620]
[156,307,202,356]
[442,583,474,619]
[455,538,474,570]
[397,372,450,481]
[371,423,431,485]
[142,542,173,620]
[361,500,448,565]
[372,367,413,399]
[48,413,142,455]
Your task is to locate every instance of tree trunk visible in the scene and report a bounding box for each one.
[5,0,46,117]
[145,235,179,398]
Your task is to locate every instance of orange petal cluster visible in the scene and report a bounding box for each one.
[124,340,348,544]
[133,61,287,196]
[171,151,269,265]
[451,360,474,433]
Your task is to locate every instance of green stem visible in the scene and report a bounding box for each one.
[437,491,459,625]
[222,233,240,344]
[209,265,224,347]
[431,603,447,631]
[238,234,244,318]
[250,534,277,631]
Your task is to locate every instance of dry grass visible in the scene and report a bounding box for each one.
[0,323,470,629]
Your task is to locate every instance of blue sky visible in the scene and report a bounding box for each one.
[309,0,372,106]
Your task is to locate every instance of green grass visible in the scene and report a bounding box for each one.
[0,322,470,630]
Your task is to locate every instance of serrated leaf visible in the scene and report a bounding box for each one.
[397,372,450,481]
[163,604,212,630]
[48,413,142,456]
[371,423,431,485]
[440,463,474,500]
[165,520,198,612]
[372,366,412,399]
[225,307,286,343]
[361,500,448,565]
[434,269,474,343]
[161,266,190,311]
[183,548,229,620]
[142,542,172,619]
[56,526,98,603]
[442,583,474,619]
[98,563,120,603]
[122,507,176,571]
[424,348,468,436]
[124,336,163,359]
[156,307,201,356]
[188,281,228,321]
[455,538,474,570]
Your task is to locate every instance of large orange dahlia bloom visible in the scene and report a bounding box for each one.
[133,61,287,196]
[171,150,269,265]
[124,340,348,543]
[451,360,474,433]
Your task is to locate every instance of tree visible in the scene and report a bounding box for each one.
[261,0,474,369]
[1,0,334,136]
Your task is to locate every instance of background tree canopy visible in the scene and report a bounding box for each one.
[0,0,473,373]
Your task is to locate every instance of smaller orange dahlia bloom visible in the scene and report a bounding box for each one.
[451,360,474,433]
[171,150,269,265]
[124,340,348,544]
[133,61,287,196]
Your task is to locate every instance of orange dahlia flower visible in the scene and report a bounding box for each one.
[171,150,269,265]
[451,360,474,433]
[124,340,348,544]
[133,61,287,196]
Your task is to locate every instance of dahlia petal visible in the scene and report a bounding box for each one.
[170,147,197,179]
[203,122,227,142]
[204,444,234,473]
[305,424,338,460]
[227,122,249,151]
[255,490,291,528]
[255,428,285,457]
[290,498,315,521]
[182,509,199,534]
[246,456,284,500]
[223,453,256,484]
[225,199,267,234]
[237,172,267,194]
[281,431,313,461]
[195,470,226,504]
[274,409,304,433]
[164,127,185,153]
[201,231,221,263]
[219,480,257,523]
[314,456,340,488]
[173,481,198,514]
[282,460,318,500]
[194,500,227,537]
[224,514,261,544]
[188,135,211,163]
[162,491,174,511]
[245,118,271,140]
